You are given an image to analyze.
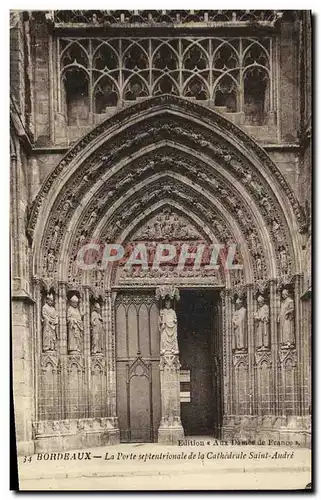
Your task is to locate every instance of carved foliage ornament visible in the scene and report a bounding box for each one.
[156,285,180,301]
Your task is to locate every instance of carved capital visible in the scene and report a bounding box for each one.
[160,353,181,371]
[156,285,180,301]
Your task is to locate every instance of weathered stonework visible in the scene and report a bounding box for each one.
[10,10,312,454]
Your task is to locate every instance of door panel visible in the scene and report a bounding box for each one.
[128,304,138,357]
[129,375,151,442]
[115,291,160,442]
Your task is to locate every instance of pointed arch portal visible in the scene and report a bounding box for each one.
[29,95,307,448]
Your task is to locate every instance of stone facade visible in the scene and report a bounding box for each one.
[10,10,312,455]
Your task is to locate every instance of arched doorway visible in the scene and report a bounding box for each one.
[28,95,305,451]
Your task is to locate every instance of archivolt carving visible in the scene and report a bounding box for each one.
[53,11,284,26]
[29,96,302,287]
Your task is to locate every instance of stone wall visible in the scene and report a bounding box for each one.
[10,11,312,454]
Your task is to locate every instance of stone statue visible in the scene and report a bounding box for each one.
[159,299,179,355]
[47,251,55,273]
[42,293,59,352]
[278,289,295,347]
[254,295,269,349]
[67,295,84,353]
[91,302,103,354]
[232,298,247,351]
[50,223,60,249]
[279,247,288,273]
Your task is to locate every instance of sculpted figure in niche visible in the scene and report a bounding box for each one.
[279,246,288,274]
[67,295,84,353]
[91,302,103,354]
[278,289,295,347]
[254,295,269,349]
[232,298,247,351]
[42,293,59,352]
[47,251,55,273]
[51,223,60,249]
[159,298,179,355]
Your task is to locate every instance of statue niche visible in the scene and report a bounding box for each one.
[232,297,247,352]
[254,295,270,350]
[67,295,84,353]
[159,298,179,355]
[91,302,103,354]
[278,288,295,348]
[41,293,59,352]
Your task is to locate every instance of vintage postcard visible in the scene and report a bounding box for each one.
[10,9,312,490]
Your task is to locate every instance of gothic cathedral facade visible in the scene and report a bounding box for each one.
[10,10,312,455]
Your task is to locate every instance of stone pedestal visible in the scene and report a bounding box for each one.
[158,354,184,445]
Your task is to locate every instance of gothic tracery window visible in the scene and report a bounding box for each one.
[57,36,273,125]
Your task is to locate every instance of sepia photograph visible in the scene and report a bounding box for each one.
[9,7,312,491]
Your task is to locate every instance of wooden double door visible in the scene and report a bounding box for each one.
[115,289,222,442]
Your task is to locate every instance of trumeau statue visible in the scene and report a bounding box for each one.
[42,293,59,352]
[254,295,269,349]
[159,298,179,355]
[91,302,103,354]
[232,298,247,351]
[67,295,84,353]
[278,289,295,347]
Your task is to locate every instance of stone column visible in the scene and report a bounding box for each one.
[33,278,42,422]
[83,286,91,418]
[106,290,117,417]
[222,289,232,416]
[269,279,278,415]
[57,281,67,419]
[293,274,304,415]
[158,353,184,444]
[225,289,233,415]
[246,284,255,415]
[157,291,184,444]
[104,290,120,444]
[102,293,109,416]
